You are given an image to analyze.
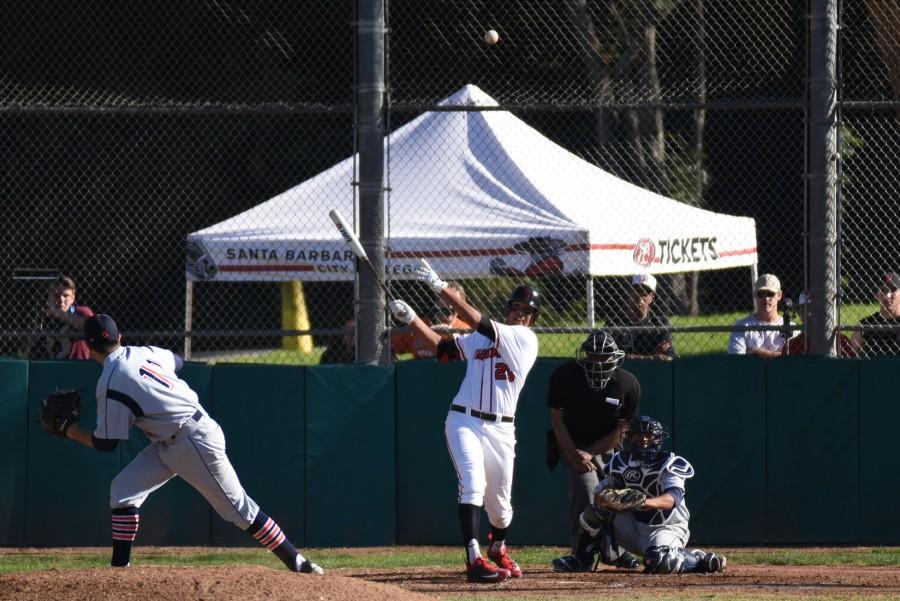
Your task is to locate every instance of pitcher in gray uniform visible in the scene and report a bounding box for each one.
[553,416,726,574]
[62,314,324,574]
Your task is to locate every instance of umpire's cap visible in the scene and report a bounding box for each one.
[84,314,120,348]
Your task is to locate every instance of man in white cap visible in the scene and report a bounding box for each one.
[608,274,675,361]
[728,274,786,357]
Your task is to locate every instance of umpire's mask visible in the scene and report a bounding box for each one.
[575,330,624,390]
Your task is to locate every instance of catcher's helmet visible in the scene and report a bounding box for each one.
[575,330,624,389]
[507,284,541,323]
[625,416,669,463]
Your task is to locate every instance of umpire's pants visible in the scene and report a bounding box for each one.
[564,450,610,553]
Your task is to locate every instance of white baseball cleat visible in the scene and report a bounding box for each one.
[296,557,325,575]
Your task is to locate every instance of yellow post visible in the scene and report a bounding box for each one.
[281,281,313,352]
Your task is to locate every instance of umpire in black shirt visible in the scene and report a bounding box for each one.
[547,330,640,558]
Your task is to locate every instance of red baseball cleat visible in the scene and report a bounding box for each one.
[487,541,523,578]
[466,556,511,583]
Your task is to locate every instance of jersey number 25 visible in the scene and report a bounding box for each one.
[494,362,516,382]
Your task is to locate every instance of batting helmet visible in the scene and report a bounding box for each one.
[625,415,669,463]
[506,285,541,323]
[575,330,624,389]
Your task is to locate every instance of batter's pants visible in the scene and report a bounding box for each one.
[444,410,516,529]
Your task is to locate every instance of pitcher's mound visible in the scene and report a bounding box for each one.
[0,565,438,601]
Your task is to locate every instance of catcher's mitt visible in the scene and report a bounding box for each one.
[594,487,647,513]
[39,389,81,438]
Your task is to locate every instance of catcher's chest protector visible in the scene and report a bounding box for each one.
[608,452,694,526]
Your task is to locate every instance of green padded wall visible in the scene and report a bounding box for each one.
[305,365,396,547]
[0,359,28,545]
[25,360,116,546]
[209,364,305,547]
[859,358,900,543]
[674,357,766,544]
[9,358,898,547]
[396,361,467,544]
[766,357,859,543]
[122,362,214,547]
[623,359,674,425]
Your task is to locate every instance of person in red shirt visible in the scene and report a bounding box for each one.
[392,282,471,360]
[783,292,855,357]
[22,275,94,360]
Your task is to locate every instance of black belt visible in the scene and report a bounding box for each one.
[450,404,514,423]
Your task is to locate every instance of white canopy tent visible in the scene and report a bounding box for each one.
[185,84,757,349]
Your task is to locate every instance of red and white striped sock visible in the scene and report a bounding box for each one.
[248,510,300,570]
[111,507,140,567]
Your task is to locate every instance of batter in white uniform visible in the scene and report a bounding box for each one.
[62,314,323,574]
[390,260,539,583]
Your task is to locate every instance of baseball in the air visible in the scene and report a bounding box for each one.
[484,29,499,45]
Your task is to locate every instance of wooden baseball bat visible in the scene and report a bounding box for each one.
[328,209,396,302]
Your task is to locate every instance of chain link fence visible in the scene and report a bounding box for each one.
[838,0,900,357]
[1,0,897,364]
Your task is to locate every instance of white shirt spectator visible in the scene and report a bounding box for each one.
[728,314,785,354]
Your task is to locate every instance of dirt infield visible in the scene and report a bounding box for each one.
[2,548,899,600]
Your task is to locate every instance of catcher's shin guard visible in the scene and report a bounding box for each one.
[553,528,596,572]
[552,553,593,573]
[594,519,640,570]
[643,546,685,574]
[689,549,727,573]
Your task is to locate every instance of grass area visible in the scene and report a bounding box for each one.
[198,303,881,365]
[2,546,899,574]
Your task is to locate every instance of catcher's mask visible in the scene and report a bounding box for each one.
[575,330,624,389]
[507,285,541,323]
[625,416,669,463]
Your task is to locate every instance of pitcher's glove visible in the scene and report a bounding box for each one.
[594,487,647,513]
[39,389,81,439]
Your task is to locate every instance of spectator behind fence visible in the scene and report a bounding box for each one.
[319,319,356,364]
[783,292,856,357]
[22,275,95,360]
[728,274,786,357]
[851,272,900,357]
[391,281,471,360]
[607,274,675,361]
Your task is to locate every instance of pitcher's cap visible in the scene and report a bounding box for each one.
[84,314,119,347]
[753,274,781,294]
[631,273,657,293]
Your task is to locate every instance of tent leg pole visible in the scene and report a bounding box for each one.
[184,280,193,360]
[749,263,760,306]
[586,276,595,330]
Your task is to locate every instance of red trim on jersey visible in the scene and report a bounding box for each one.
[455,336,466,360]
[479,354,486,412]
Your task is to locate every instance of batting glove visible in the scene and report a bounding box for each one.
[414,259,448,294]
[389,300,416,325]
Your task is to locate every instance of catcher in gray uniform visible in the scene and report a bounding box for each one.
[553,415,726,574]
[54,314,323,574]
